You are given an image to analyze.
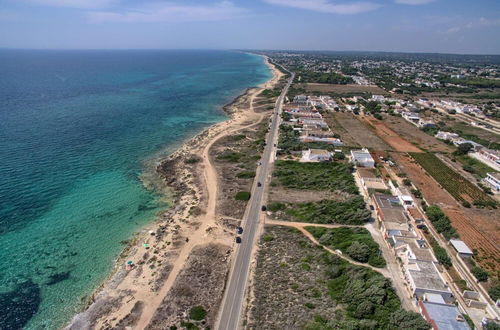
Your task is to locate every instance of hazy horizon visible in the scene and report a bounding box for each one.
[1,0,499,54]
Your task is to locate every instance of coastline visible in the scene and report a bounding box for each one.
[66,55,282,329]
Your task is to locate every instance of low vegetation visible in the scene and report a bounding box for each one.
[424,205,458,240]
[306,226,386,268]
[427,235,452,268]
[270,197,371,225]
[273,160,358,195]
[248,226,429,329]
[410,152,496,208]
[234,191,251,201]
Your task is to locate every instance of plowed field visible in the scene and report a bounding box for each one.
[360,116,422,153]
[392,153,500,273]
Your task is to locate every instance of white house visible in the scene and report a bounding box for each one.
[351,148,375,168]
[301,149,332,162]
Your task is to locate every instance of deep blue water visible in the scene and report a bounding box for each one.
[0,49,270,329]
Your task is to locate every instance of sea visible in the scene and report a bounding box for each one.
[0,49,271,329]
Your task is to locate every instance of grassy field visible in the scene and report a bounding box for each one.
[454,154,496,178]
[273,160,358,194]
[268,197,371,225]
[410,152,496,207]
[306,226,386,268]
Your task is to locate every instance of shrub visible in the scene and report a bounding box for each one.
[471,266,489,282]
[347,241,370,263]
[488,284,500,301]
[185,157,201,164]
[189,306,207,321]
[236,170,256,179]
[235,191,251,201]
[217,151,242,162]
[268,202,286,212]
[388,309,431,330]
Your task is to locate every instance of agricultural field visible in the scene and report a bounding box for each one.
[360,116,422,153]
[322,112,361,148]
[409,152,496,207]
[245,226,427,330]
[306,226,386,268]
[392,152,500,274]
[382,115,453,153]
[332,112,391,150]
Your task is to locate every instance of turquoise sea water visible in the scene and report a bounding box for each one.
[0,49,271,329]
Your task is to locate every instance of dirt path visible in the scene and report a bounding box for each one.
[67,58,284,330]
[136,71,282,328]
[264,219,390,276]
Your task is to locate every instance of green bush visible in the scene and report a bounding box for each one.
[488,284,500,301]
[185,157,201,164]
[236,170,256,179]
[268,202,286,212]
[425,205,458,240]
[235,191,251,201]
[307,226,386,267]
[471,266,489,282]
[216,151,242,162]
[189,306,207,321]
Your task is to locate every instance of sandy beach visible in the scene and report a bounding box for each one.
[66,55,283,330]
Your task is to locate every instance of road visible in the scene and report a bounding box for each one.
[216,71,294,330]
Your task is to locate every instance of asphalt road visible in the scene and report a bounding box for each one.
[216,72,294,330]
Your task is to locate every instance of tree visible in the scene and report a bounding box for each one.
[488,284,500,301]
[471,266,489,282]
[189,306,207,321]
[347,241,370,263]
[389,309,430,330]
[454,143,473,155]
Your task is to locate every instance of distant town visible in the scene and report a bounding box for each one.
[243,50,500,330]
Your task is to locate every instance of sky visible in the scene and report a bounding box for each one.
[0,0,499,54]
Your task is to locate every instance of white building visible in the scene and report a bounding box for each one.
[449,239,474,258]
[435,131,459,141]
[301,149,332,162]
[350,148,375,168]
[485,172,500,192]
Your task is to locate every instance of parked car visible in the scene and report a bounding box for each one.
[261,205,267,211]
[237,226,243,235]
[236,236,242,244]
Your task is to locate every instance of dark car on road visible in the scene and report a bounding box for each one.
[257,182,262,187]
[237,227,243,234]
[235,236,242,244]
[261,205,267,211]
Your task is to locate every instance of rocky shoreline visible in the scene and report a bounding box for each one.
[65,56,280,330]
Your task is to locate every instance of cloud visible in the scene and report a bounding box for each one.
[88,1,248,23]
[262,0,381,15]
[395,0,435,5]
[25,0,117,9]
[442,17,500,34]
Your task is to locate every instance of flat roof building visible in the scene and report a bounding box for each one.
[405,260,452,301]
[449,239,474,258]
[419,300,470,330]
[351,148,375,168]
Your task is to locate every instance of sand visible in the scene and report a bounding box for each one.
[65,56,283,330]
